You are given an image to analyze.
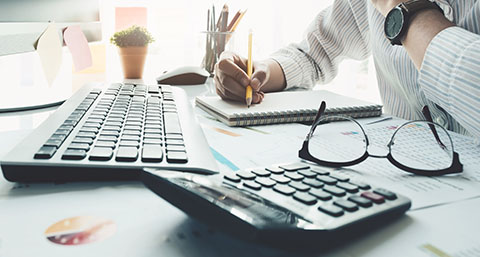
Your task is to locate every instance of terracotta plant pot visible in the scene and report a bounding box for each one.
[118,46,147,79]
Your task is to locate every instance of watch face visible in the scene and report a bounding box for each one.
[385,8,404,39]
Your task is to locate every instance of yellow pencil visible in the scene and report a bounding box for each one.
[246,30,253,107]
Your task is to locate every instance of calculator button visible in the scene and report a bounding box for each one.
[302,178,324,188]
[316,175,337,185]
[284,172,304,181]
[329,173,350,182]
[224,174,241,183]
[293,192,317,205]
[334,199,358,212]
[318,204,344,217]
[336,182,359,193]
[297,169,317,178]
[270,175,291,184]
[361,192,385,204]
[373,188,397,200]
[289,181,310,191]
[236,171,256,180]
[309,189,332,201]
[250,168,270,177]
[279,163,310,171]
[350,181,371,190]
[348,196,373,208]
[265,166,284,174]
[243,181,261,190]
[323,185,346,197]
[273,184,296,195]
[255,177,276,187]
[310,167,330,176]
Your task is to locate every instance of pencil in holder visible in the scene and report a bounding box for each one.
[201,31,235,76]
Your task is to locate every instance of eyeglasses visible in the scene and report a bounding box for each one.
[298,101,463,176]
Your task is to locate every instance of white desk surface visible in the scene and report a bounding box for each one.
[1,83,479,257]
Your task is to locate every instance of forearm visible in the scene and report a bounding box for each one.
[261,59,286,93]
[402,9,454,69]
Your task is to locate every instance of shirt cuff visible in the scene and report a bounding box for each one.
[418,26,479,108]
[270,47,316,90]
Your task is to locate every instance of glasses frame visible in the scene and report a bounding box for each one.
[298,101,463,176]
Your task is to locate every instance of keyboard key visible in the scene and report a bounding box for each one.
[236,171,256,180]
[72,137,94,145]
[119,140,140,148]
[44,139,63,148]
[224,174,241,183]
[270,175,291,184]
[334,199,358,212]
[316,175,337,185]
[348,196,372,208]
[166,145,185,152]
[76,132,97,139]
[250,168,270,177]
[68,143,90,151]
[289,181,310,191]
[323,185,346,197]
[62,149,87,160]
[116,146,139,162]
[166,151,188,163]
[95,141,116,149]
[89,147,113,161]
[165,133,183,140]
[293,192,317,205]
[336,182,359,193]
[166,139,184,145]
[255,177,276,187]
[361,192,385,204]
[34,146,57,159]
[373,188,397,200]
[273,184,296,195]
[100,131,120,137]
[141,144,163,162]
[279,163,309,171]
[243,180,261,190]
[143,138,163,145]
[121,135,140,142]
[308,189,332,200]
[302,178,324,188]
[318,204,344,217]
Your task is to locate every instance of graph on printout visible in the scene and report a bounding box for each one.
[44,216,116,245]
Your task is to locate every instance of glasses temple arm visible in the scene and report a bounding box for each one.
[422,106,447,149]
[306,101,326,140]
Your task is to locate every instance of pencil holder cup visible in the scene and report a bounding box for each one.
[200,31,235,76]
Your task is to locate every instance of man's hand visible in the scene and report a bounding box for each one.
[371,0,405,16]
[214,51,286,104]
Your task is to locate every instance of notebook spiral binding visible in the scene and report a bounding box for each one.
[231,105,382,126]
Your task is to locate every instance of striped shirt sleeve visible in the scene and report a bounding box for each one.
[418,26,480,139]
[270,0,370,90]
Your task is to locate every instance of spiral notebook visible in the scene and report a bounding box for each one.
[195,90,383,127]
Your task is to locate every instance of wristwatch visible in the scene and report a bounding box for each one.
[384,0,443,45]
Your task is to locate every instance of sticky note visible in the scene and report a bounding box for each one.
[35,22,63,86]
[63,26,92,72]
[115,7,147,32]
[74,44,106,74]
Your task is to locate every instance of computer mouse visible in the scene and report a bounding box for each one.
[156,66,210,85]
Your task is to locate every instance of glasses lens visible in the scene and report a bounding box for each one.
[308,116,367,163]
[390,121,454,171]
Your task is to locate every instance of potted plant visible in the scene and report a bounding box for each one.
[110,25,154,79]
